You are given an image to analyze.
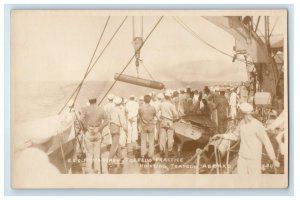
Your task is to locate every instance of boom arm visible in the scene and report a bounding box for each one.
[203,16,279,96]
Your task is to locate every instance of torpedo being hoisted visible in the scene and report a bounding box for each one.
[114,73,165,90]
[114,16,165,90]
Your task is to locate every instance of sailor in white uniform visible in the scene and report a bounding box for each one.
[212,103,280,174]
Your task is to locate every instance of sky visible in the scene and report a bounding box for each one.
[11,10,286,83]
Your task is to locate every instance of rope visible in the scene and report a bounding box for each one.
[97,16,164,106]
[132,16,143,38]
[58,132,68,173]
[140,59,155,81]
[269,17,279,38]
[132,16,135,38]
[68,16,111,113]
[141,16,144,38]
[58,16,127,114]
[174,17,253,65]
[58,17,110,114]
[56,16,124,173]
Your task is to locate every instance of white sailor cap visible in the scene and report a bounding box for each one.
[219,87,225,92]
[157,93,164,99]
[113,96,122,105]
[239,102,253,114]
[107,94,114,100]
[139,96,144,101]
[164,90,172,97]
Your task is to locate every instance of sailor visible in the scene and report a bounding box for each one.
[178,89,186,117]
[138,96,145,106]
[81,97,109,173]
[172,90,179,113]
[206,86,218,127]
[196,99,211,119]
[137,96,145,136]
[238,82,249,103]
[190,90,202,114]
[215,88,229,134]
[152,93,165,142]
[186,91,194,114]
[13,123,61,186]
[196,91,207,110]
[212,103,280,174]
[158,90,179,157]
[103,94,115,114]
[125,95,139,146]
[107,96,128,168]
[138,95,157,159]
[102,94,115,145]
[193,90,199,106]
[266,110,285,156]
[229,87,238,124]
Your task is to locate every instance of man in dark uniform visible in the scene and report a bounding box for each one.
[138,95,157,159]
[215,89,229,134]
[80,97,109,173]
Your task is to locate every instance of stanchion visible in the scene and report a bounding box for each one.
[195,148,202,174]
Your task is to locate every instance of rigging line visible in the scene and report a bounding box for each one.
[56,17,110,173]
[69,16,111,112]
[269,17,279,38]
[141,16,144,38]
[254,16,261,33]
[140,59,155,81]
[174,17,233,59]
[58,16,110,114]
[174,17,253,65]
[253,22,265,39]
[58,16,127,114]
[98,16,164,106]
[132,16,135,38]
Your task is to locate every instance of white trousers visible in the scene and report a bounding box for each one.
[237,156,261,174]
[127,119,138,143]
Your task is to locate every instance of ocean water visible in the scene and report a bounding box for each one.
[11,80,228,123]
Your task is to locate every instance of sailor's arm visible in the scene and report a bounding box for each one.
[216,132,239,140]
[172,104,179,121]
[119,110,128,132]
[257,123,280,167]
[212,124,240,141]
[99,109,109,131]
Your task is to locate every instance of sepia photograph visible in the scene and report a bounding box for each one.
[10,9,288,188]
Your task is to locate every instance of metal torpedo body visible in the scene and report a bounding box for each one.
[114,73,165,90]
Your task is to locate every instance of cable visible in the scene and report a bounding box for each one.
[58,16,110,114]
[141,16,144,38]
[140,59,155,81]
[269,17,279,38]
[175,17,233,58]
[174,17,253,65]
[69,16,111,112]
[58,16,127,114]
[97,16,164,106]
[132,16,135,38]
[56,17,111,173]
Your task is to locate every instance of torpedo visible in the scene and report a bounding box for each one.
[114,73,165,90]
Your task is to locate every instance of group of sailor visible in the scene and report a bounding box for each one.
[77,89,180,173]
[13,82,285,177]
